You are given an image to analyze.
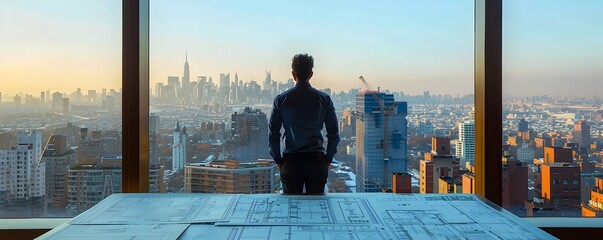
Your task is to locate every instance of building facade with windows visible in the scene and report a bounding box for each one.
[355,92,407,192]
[184,159,278,194]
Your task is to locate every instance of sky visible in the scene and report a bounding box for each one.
[0,0,601,97]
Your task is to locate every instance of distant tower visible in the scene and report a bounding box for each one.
[518,118,529,132]
[172,122,187,171]
[233,73,239,101]
[263,70,272,91]
[456,120,475,166]
[573,120,591,152]
[182,55,190,91]
[180,55,191,104]
[355,92,407,192]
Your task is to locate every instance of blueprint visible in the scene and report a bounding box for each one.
[48,193,556,240]
[366,194,554,240]
[69,193,239,224]
[219,194,380,225]
[179,224,392,240]
[42,224,189,240]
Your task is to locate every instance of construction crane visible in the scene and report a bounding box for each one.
[359,76,392,191]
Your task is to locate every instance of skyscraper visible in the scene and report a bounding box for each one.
[181,55,191,104]
[355,91,407,192]
[182,54,190,91]
[219,73,231,102]
[0,131,45,211]
[456,120,475,166]
[172,122,187,171]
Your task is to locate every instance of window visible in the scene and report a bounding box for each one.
[148,0,473,195]
[0,0,121,217]
[503,0,603,218]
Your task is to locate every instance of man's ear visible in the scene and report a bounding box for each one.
[292,71,297,81]
[308,71,313,80]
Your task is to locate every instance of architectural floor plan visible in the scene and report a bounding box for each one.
[69,193,239,224]
[179,225,392,240]
[219,194,380,225]
[368,194,550,240]
[43,224,189,240]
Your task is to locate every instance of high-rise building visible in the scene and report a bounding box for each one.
[233,73,239,102]
[149,113,160,134]
[355,91,407,192]
[456,120,475,165]
[339,108,356,139]
[420,137,460,194]
[230,107,268,162]
[172,122,187,171]
[52,92,62,110]
[0,131,45,210]
[62,98,70,114]
[184,160,278,193]
[43,135,76,209]
[67,157,122,213]
[517,143,535,162]
[182,55,190,92]
[502,156,528,212]
[573,120,591,152]
[518,118,529,132]
[40,91,45,106]
[148,114,163,193]
[219,73,231,102]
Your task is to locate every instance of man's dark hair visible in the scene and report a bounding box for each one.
[291,53,314,81]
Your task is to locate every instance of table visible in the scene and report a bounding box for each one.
[37,193,557,239]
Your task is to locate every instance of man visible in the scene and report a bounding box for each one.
[269,53,340,194]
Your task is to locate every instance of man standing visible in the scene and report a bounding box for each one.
[269,53,340,194]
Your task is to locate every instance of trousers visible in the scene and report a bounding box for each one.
[279,152,329,194]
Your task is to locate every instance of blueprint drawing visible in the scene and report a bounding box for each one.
[70,193,239,224]
[367,194,554,240]
[42,224,189,240]
[179,224,392,240]
[219,194,380,226]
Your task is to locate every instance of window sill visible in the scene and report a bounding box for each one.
[0,218,69,230]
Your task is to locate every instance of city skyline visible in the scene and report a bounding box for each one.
[1,0,602,97]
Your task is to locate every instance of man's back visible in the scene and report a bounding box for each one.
[268,53,340,194]
[274,82,336,156]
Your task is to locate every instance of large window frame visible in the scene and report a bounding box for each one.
[1,0,601,239]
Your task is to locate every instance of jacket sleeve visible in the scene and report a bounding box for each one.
[324,96,340,162]
[268,97,283,163]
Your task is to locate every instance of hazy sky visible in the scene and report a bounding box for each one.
[1,0,601,97]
